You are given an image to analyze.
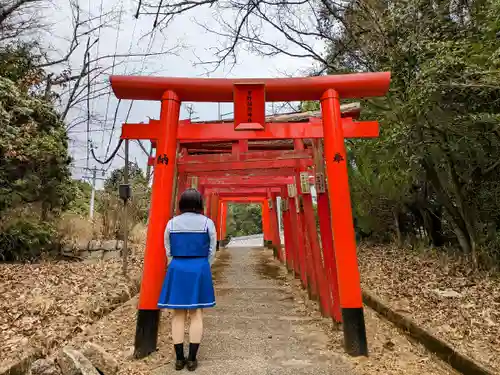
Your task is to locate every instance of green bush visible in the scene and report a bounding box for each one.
[0,218,58,261]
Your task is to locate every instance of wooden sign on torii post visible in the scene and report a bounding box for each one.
[111,72,391,359]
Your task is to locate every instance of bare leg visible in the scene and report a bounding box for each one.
[172,310,188,369]
[187,309,203,369]
[172,309,187,344]
[189,308,203,343]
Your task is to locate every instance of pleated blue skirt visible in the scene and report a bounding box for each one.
[157,257,216,309]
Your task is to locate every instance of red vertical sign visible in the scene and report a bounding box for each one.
[233,83,266,130]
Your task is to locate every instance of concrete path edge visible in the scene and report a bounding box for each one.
[0,278,142,375]
[362,291,496,375]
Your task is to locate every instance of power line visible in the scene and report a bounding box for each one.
[103,98,122,157]
[89,4,140,172]
[89,7,156,173]
[91,138,123,165]
[99,1,138,154]
[69,127,115,134]
[100,1,125,155]
[112,27,157,167]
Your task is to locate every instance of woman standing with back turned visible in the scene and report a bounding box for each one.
[157,188,217,371]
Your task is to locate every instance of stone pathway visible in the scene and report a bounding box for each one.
[67,240,456,375]
[185,245,355,375]
[227,233,283,248]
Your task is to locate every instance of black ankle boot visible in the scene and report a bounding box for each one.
[186,359,198,371]
[175,359,186,371]
[187,343,200,371]
[174,343,185,370]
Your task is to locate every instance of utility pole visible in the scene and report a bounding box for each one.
[185,104,199,121]
[82,166,106,221]
[89,167,97,220]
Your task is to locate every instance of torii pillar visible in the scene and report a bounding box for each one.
[262,199,272,247]
[134,91,180,359]
[321,89,367,355]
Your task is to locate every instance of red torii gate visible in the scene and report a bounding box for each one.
[145,134,327,290]
[219,195,277,245]
[213,195,271,247]
[112,72,391,359]
[153,145,318,248]
[194,173,315,249]
[200,176,339,322]
[204,184,288,256]
[148,141,335,338]
[213,192,280,249]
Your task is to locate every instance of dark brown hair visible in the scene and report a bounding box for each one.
[179,188,204,214]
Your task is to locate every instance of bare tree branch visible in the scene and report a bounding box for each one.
[0,0,40,25]
[34,2,118,68]
[135,0,344,73]
[0,0,46,41]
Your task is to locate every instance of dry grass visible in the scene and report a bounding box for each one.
[56,212,102,244]
[130,223,147,244]
[56,214,148,249]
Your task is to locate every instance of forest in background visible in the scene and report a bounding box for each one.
[295,0,500,271]
[226,203,264,239]
[337,0,500,270]
[2,0,500,273]
[120,0,500,271]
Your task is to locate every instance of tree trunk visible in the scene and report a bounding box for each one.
[430,207,444,246]
[393,207,403,246]
[444,155,478,267]
[419,207,444,247]
[422,157,473,254]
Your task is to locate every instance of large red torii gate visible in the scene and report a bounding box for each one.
[193,173,341,327]
[111,72,391,359]
[197,167,336,318]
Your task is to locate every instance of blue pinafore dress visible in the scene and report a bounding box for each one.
[157,214,216,309]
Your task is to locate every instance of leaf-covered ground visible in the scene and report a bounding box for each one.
[64,248,456,375]
[358,244,500,372]
[0,247,144,369]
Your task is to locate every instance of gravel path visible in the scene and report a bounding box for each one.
[192,245,355,375]
[68,240,456,375]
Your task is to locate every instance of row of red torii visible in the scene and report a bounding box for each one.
[110,72,391,359]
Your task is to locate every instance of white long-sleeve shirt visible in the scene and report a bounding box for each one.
[164,212,217,266]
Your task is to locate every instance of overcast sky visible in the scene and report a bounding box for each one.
[44,0,322,188]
